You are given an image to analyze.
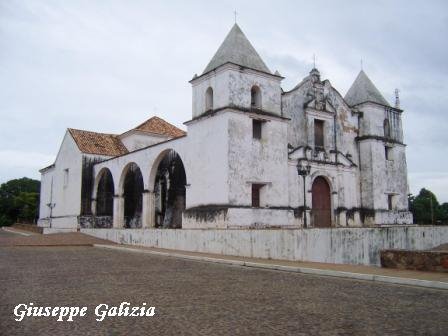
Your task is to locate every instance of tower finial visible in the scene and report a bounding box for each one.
[360,59,363,71]
[395,88,400,109]
[313,54,316,69]
[234,10,237,24]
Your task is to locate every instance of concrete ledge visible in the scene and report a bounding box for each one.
[43,228,78,234]
[93,244,448,290]
[2,227,34,236]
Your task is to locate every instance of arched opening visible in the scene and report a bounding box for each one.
[312,176,332,228]
[122,163,143,228]
[251,85,261,109]
[153,150,186,228]
[384,119,391,138]
[95,168,114,228]
[205,87,214,111]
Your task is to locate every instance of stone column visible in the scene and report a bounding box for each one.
[113,195,124,228]
[91,199,97,216]
[142,191,155,228]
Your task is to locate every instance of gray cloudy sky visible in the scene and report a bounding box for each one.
[1,1,447,201]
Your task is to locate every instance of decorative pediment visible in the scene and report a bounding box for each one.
[288,146,356,169]
[304,98,336,114]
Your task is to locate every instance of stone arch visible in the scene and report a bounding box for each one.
[149,149,187,228]
[251,85,262,109]
[205,87,214,111]
[311,175,332,228]
[95,168,114,215]
[119,162,144,228]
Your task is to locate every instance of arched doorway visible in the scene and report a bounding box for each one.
[312,176,331,228]
[153,150,186,228]
[95,168,114,228]
[122,163,143,228]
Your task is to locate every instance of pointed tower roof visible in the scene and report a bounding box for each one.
[202,24,271,75]
[344,70,390,107]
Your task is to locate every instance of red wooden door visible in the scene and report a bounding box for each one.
[312,177,331,228]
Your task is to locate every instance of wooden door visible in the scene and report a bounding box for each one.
[312,177,331,228]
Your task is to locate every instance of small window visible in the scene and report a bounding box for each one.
[252,184,264,207]
[205,87,213,111]
[384,119,391,138]
[63,169,69,187]
[253,119,262,139]
[388,195,394,210]
[251,86,261,109]
[385,146,393,161]
[314,119,324,148]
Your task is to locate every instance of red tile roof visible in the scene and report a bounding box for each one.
[68,128,128,156]
[133,116,186,138]
[67,116,185,157]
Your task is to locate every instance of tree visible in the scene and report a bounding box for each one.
[409,188,446,225]
[0,177,40,226]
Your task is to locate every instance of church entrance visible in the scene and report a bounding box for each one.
[312,176,332,228]
[153,150,186,228]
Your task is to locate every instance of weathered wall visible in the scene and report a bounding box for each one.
[227,112,289,207]
[191,64,282,118]
[183,207,297,229]
[357,102,410,219]
[82,226,448,266]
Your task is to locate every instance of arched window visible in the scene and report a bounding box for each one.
[205,87,213,111]
[251,86,261,109]
[384,119,391,138]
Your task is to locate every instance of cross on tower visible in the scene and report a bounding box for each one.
[234,10,237,23]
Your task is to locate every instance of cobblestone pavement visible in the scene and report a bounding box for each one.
[1,244,448,336]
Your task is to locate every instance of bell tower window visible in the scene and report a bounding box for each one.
[384,119,391,138]
[251,86,261,109]
[205,87,214,111]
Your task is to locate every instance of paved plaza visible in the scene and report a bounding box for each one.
[1,229,448,335]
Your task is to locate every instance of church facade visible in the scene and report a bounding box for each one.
[38,24,412,232]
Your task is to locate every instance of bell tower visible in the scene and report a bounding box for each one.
[189,24,283,119]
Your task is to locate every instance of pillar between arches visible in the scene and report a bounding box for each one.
[142,190,155,228]
[113,195,124,228]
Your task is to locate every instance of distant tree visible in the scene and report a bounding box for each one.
[0,177,40,226]
[409,188,445,225]
[440,203,448,224]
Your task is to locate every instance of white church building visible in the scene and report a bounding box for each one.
[38,24,413,234]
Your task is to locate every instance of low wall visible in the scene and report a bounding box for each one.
[81,226,448,266]
[381,249,448,272]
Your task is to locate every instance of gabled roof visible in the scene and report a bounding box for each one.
[133,116,186,138]
[344,70,390,107]
[202,24,271,75]
[68,129,128,156]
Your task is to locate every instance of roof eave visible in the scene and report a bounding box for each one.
[190,62,283,84]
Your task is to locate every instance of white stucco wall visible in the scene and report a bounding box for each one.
[38,132,83,228]
[120,131,171,151]
[82,226,448,266]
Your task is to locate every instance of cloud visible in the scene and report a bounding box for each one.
[0,150,55,183]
